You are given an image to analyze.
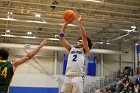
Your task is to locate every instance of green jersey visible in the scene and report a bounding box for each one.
[0,60,14,92]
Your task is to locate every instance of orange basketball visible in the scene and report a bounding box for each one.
[63,10,76,23]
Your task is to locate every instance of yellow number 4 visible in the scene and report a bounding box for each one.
[1,67,7,78]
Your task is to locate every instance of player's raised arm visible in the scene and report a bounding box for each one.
[13,38,47,67]
[59,22,72,52]
[77,15,90,54]
[58,10,77,52]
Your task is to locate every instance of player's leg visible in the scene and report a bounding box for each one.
[60,76,73,93]
[72,77,84,93]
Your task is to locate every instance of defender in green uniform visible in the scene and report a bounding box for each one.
[0,38,47,93]
[0,60,14,92]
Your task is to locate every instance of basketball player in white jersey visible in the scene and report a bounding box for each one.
[59,15,92,93]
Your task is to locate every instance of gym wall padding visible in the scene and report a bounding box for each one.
[10,86,58,93]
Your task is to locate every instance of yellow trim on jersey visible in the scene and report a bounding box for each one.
[0,60,7,62]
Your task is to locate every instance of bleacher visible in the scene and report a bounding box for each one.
[84,67,140,93]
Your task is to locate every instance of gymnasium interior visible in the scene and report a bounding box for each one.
[0,0,140,93]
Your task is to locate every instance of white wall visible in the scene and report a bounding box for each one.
[95,42,135,76]
[11,73,58,87]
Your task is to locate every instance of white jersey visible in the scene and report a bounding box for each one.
[65,47,87,77]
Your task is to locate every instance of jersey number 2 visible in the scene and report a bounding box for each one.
[73,55,77,62]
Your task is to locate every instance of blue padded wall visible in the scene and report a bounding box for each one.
[10,86,58,93]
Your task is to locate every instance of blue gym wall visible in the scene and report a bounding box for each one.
[10,86,58,93]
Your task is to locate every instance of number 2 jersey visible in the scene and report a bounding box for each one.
[65,47,87,77]
[0,60,14,92]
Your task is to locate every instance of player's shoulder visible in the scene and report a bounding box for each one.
[7,60,13,64]
[0,60,13,65]
[0,60,12,63]
[0,60,7,62]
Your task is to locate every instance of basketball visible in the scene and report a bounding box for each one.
[63,10,76,23]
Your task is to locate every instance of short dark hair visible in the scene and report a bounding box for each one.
[0,48,9,60]
[77,37,92,49]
